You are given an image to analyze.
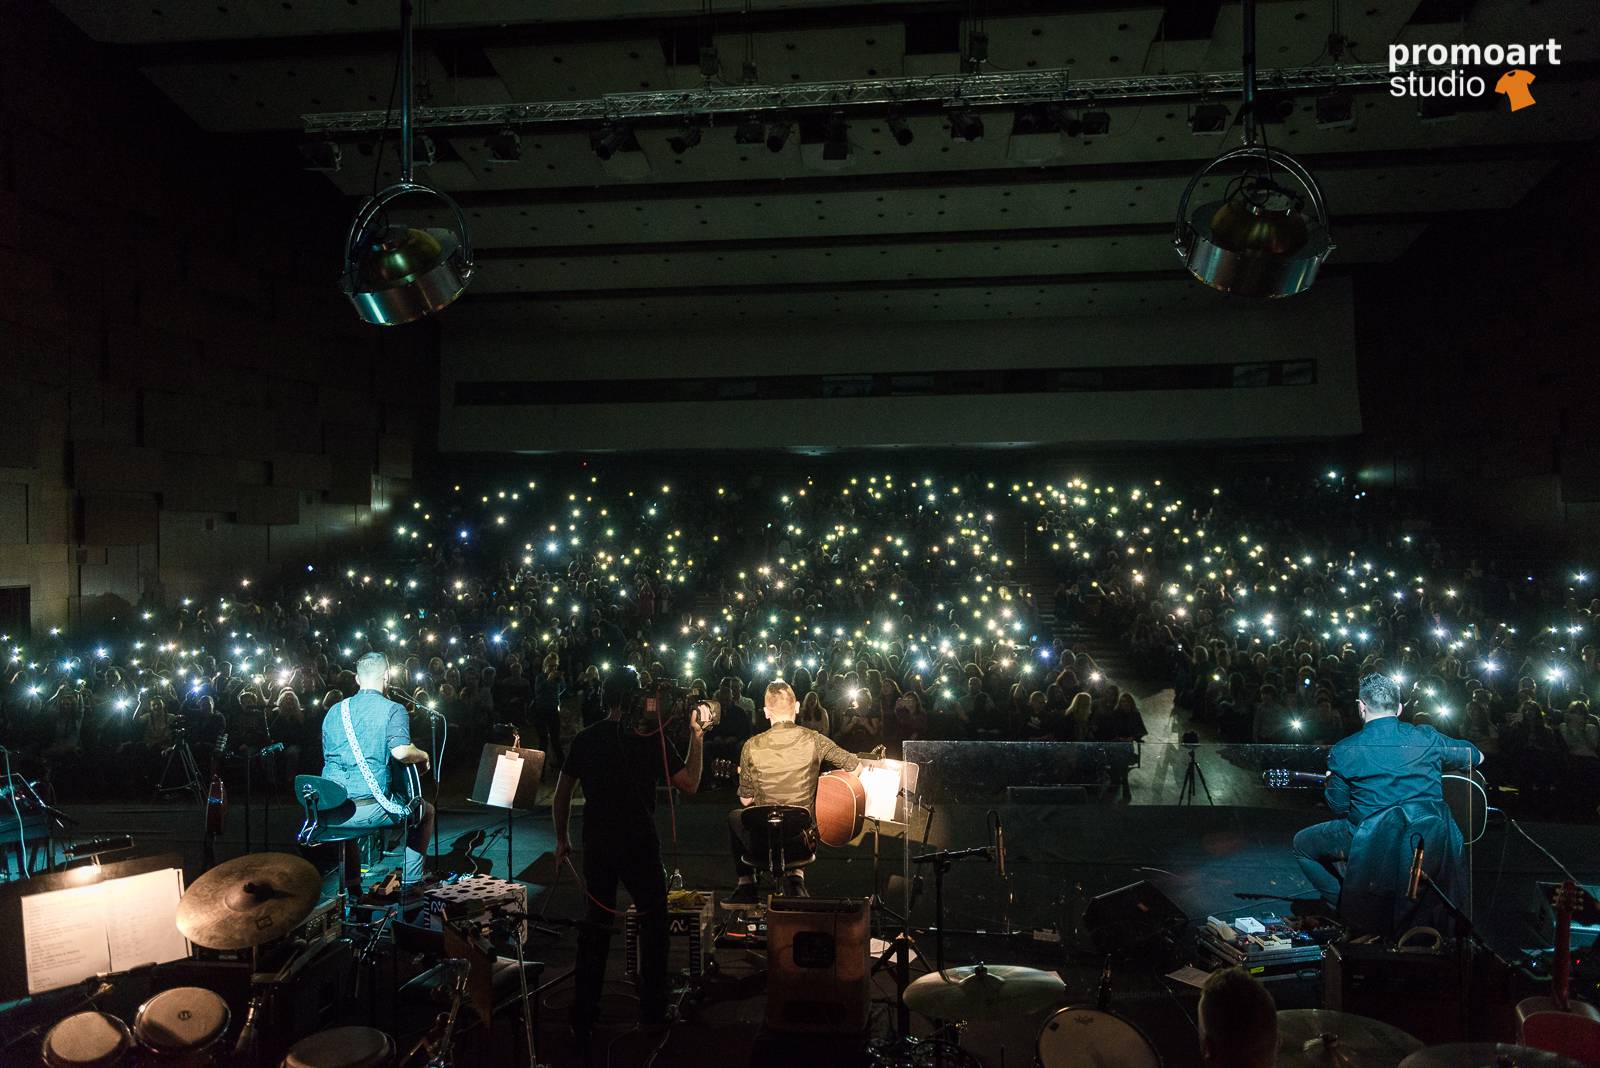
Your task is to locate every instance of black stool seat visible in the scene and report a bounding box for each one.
[740,805,816,895]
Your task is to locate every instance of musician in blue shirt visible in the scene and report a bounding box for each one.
[1293,673,1482,907]
[320,652,435,885]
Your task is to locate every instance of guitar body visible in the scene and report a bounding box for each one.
[815,770,867,847]
[1517,880,1600,1063]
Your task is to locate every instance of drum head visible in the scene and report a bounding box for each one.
[1037,1007,1162,1068]
[283,1026,396,1068]
[133,987,231,1052]
[42,1011,130,1067]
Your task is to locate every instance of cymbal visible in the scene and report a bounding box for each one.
[177,852,322,950]
[1278,1010,1423,1068]
[1399,1044,1587,1068]
[904,964,1065,1021]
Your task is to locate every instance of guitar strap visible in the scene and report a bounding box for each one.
[338,698,409,818]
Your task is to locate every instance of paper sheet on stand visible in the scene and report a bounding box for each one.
[486,751,523,809]
[19,868,188,995]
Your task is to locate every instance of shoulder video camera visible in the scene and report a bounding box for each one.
[643,675,720,731]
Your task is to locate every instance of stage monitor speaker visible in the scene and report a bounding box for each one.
[1324,939,1516,1045]
[766,896,869,1034]
[1082,879,1188,955]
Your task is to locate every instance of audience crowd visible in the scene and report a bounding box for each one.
[0,464,1592,820]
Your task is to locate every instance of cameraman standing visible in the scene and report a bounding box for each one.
[552,672,705,1049]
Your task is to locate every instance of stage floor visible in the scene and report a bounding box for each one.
[6,789,1593,1067]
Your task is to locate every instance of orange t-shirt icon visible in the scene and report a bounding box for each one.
[1495,69,1536,111]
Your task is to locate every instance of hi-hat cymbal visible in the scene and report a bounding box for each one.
[1399,1044,1587,1068]
[1278,1010,1423,1068]
[177,853,322,950]
[904,964,1065,1021]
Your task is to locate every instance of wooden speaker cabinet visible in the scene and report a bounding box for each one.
[765,896,869,1034]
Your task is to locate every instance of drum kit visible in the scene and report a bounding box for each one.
[874,964,1590,1068]
[34,852,407,1068]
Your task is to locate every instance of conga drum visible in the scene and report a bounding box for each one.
[131,987,231,1065]
[280,1027,395,1068]
[40,1011,131,1068]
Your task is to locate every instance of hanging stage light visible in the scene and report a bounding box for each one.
[765,121,792,153]
[340,0,473,326]
[886,113,914,146]
[1173,0,1332,298]
[667,123,703,154]
[484,126,522,162]
[947,109,984,142]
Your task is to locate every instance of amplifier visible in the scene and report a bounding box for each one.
[766,897,869,1035]
[1324,939,1517,1045]
[627,891,713,981]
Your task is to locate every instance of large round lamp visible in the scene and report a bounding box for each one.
[337,0,473,326]
[1174,145,1332,298]
[341,182,473,326]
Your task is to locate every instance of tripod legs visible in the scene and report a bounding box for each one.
[1178,750,1213,805]
[155,738,203,802]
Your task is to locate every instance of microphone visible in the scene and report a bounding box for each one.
[234,995,261,1058]
[912,846,991,865]
[64,835,134,859]
[257,742,285,757]
[1406,836,1426,902]
[995,815,1007,880]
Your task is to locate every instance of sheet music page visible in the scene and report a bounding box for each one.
[20,882,112,995]
[486,750,522,808]
[105,868,188,972]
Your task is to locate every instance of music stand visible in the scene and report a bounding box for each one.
[466,744,545,885]
[858,757,919,920]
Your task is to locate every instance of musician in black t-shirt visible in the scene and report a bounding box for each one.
[552,671,703,1046]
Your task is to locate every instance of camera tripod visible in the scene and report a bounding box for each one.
[154,729,203,802]
[1177,745,1213,805]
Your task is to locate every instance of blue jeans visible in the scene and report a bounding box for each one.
[324,797,435,884]
[1293,818,1353,906]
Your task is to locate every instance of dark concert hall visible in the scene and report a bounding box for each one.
[1,1,1598,1066]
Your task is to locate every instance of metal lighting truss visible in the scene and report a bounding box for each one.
[302,63,1399,134]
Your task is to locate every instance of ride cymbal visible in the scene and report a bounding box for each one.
[176,852,322,950]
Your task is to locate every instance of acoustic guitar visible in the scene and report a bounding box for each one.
[1517,880,1600,1062]
[1260,767,1490,843]
[815,769,867,847]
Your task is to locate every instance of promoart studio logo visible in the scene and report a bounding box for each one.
[1388,38,1562,112]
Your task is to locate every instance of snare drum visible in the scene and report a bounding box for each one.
[280,1027,395,1068]
[131,987,231,1065]
[41,1011,132,1068]
[1036,1006,1162,1068]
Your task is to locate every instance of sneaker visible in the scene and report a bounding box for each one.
[781,873,809,898]
[728,883,759,905]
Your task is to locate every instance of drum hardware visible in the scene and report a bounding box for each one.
[176,853,322,951]
[400,958,470,1068]
[904,963,1066,1022]
[280,1026,396,1068]
[1275,1009,1423,1068]
[1036,1006,1162,1068]
[131,986,232,1065]
[1397,1043,1587,1068]
[40,1010,131,1068]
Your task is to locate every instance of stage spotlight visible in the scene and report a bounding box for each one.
[1080,110,1111,136]
[822,113,850,161]
[667,124,703,154]
[339,1,472,326]
[1189,103,1230,135]
[887,113,914,146]
[766,121,792,153]
[299,139,342,172]
[734,115,765,144]
[484,126,522,163]
[1315,91,1354,128]
[1173,0,1331,298]
[947,110,983,142]
[592,124,634,161]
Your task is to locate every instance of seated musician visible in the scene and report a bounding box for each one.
[727,681,860,902]
[318,652,436,888]
[1293,673,1482,910]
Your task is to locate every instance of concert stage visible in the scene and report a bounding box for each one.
[5,788,1593,1067]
